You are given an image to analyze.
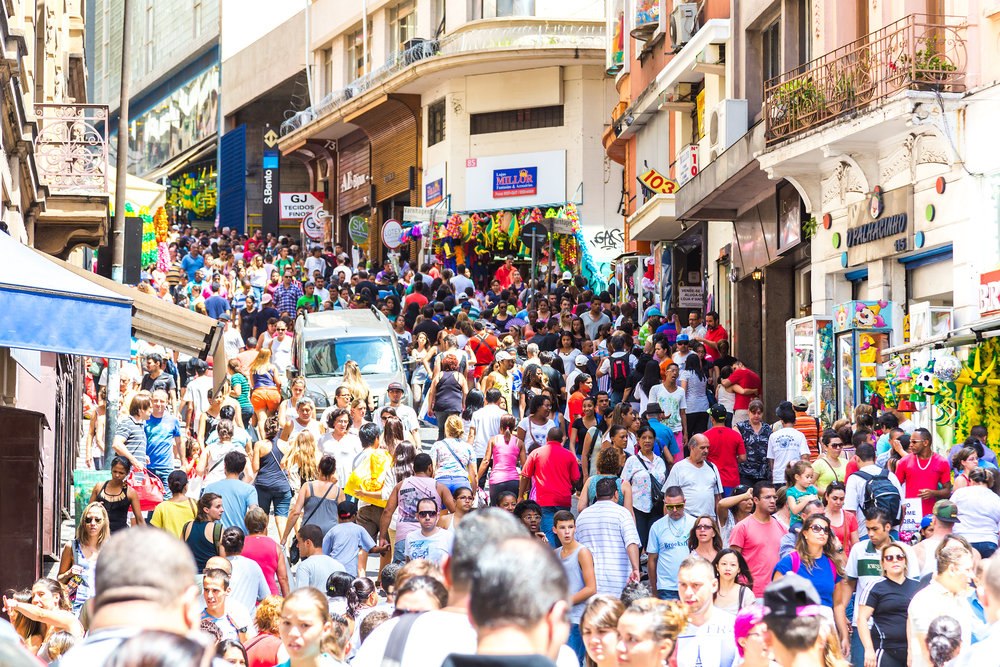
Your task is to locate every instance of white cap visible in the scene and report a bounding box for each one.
[575,355,590,367]
[495,351,513,362]
[562,271,572,281]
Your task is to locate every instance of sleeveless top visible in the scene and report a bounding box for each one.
[202,412,221,439]
[243,535,281,595]
[434,371,464,413]
[489,435,521,484]
[558,544,587,623]
[396,476,440,545]
[255,439,291,490]
[920,537,943,576]
[185,520,219,572]
[586,474,624,506]
[253,369,277,389]
[300,481,340,537]
[289,418,322,441]
[98,482,131,532]
[70,539,98,614]
[246,632,283,667]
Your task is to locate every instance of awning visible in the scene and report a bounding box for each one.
[108,166,167,214]
[39,251,223,360]
[883,315,1000,356]
[0,232,134,359]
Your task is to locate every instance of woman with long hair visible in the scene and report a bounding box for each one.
[570,316,587,344]
[567,373,594,428]
[479,414,525,506]
[772,513,848,622]
[735,399,772,488]
[88,455,144,532]
[242,507,289,597]
[197,387,227,447]
[57,502,109,615]
[227,358,255,429]
[580,595,625,667]
[823,481,858,561]
[4,589,44,653]
[614,598,688,667]
[348,397,369,434]
[248,348,282,425]
[341,359,374,414]
[283,430,322,493]
[381,416,407,457]
[557,331,581,371]
[569,394,600,462]
[426,352,468,441]
[278,588,350,666]
[517,393,557,453]
[430,415,477,493]
[579,445,632,513]
[409,330,434,413]
[635,359,662,415]
[182,493,224,572]
[688,515,724,562]
[856,542,922,667]
[1,579,83,658]
[951,445,979,491]
[461,389,485,443]
[680,353,710,436]
[244,595,285,667]
[277,376,308,428]
[712,548,756,614]
[599,402,638,457]
[280,454,343,548]
[252,416,293,536]
[518,365,547,418]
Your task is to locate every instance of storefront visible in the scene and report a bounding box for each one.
[337,130,371,254]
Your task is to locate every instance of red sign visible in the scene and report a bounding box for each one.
[980,270,1000,317]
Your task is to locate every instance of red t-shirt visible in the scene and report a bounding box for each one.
[568,391,585,425]
[495,263,515,288]
[895,453,951,516]
[468,332,498,379]
[704,425,746,487]
[728,368,761,410]
[406,291,428,310]
[703,325,728,362]
[522,442,581,507]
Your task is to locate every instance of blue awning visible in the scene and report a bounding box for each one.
[0,232,134,359]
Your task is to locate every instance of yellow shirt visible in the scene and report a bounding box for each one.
[150,497,197,538]
[813,456,848,493]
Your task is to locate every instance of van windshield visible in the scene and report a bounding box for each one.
[303,336,398,377]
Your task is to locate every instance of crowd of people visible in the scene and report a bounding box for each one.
[3,227,1000,667]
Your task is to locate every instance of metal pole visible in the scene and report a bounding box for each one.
[304,0,313,106]
[106,0,132,467]
[530,236,537,312]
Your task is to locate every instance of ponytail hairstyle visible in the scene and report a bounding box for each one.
[621,598,688,662]
[499,414,517,441]
[196,493,222,522]
[926,615,963,667]
[325,571,359,618]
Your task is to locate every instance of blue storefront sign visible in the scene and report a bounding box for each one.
[425,178,443,205]
[493,167,538,198]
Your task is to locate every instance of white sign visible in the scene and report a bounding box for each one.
[465,150,566,210]
[279,192,324,220]
[676,144,699,186]
[403,206,448,223]
[301,206,326,241]
[900,497,922,536]
[382,219,403,249]
[678,285,703,308]
[340,170,367,193]
[549,218,574,235]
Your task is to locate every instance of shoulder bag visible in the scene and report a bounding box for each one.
[635,454,665,507]
[289,481,334,564]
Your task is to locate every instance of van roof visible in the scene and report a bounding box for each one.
[300,308,385,329]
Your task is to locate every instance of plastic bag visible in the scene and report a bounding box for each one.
[127,468,165,512]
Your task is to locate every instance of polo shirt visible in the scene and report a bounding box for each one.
[575,501,641,596]
[114,415,148,465]
[521,443,581,507]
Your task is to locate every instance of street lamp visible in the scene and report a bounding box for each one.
[751,267,763,281]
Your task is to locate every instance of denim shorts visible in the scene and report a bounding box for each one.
[255,485,292,517]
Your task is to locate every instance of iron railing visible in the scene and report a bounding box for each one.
[33,103,109,194]
[281,21,604,136]
[764,14,968,145]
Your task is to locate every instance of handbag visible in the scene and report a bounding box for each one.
[127,468,165,512]
[635,454,664,507]
[289,481,334,564]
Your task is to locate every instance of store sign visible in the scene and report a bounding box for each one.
[638,169,678,195]
[980,270,1000,317]
[348,215,369,245]
[262,125,280,237]
[340,170,367,193]
[425,178,443,205]
[493,167,538,198]
[676,144,699,186]
[678,285,703,308]
[301,207,327,241]
[845,185,913,266]
[382,219,403,249]
[279,192,324,220]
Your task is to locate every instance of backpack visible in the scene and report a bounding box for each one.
[609,353,630,392]
[856,469,903,523]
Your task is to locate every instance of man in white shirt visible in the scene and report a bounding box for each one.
[908,537,977,667]
[675,556,739,667]
[219,314,244,358]
[313,275,331,306]
[304,247,326,280]
[469,388,506,467]
[450,263,475,297]
[681,311,708,339]
[663,434,723,518]
[269,322,293,373]
[574,478,641,596]
[766,401,810,485]
[182,360,212,432]
[293,524,347,590]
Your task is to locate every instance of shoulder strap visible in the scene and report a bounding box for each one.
[188,499,196,515]
[213,522,223,549]
[738,586,746,608]
[856,470,874,482]
[381,611,424,667]
[301,481,334,527]
[790,550,800,573]
[441,439,468,467]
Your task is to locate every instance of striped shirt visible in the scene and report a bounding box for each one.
[794,413,821,461]
[574,500,640,596]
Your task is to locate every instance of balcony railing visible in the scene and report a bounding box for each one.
[764,14,968,146]
[281,20,604,136]
[33,103,109,194]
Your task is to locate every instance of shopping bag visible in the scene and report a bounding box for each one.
[128,467,165,512]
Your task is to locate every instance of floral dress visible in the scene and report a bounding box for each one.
[736,419,773,483]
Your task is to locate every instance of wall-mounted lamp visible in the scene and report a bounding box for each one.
[751,267,763,281]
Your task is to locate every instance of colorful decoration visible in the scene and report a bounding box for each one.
[167,167,217,220]
[834,300,891,332]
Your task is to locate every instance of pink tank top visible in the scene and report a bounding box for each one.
[489,435,522,484]
[243,535,280,594]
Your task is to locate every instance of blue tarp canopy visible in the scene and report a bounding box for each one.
[0,232,134,359]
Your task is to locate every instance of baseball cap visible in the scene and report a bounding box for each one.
[338,501,358,519]
[763,573,822,619]
[495,350,512,362]
[709,404,728,421]
[920,514,934,530]
[457,292,469,301]
[561,271,572,281]
[262,294,273,304]
[387,382,405,392]
[218,313,231,322]
[676,334,690,343]
[574,355,590,367]
[933,499,960,523]
[791,395,809,410]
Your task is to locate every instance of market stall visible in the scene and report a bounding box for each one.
[832,300,894,420]
[786,316,836,425]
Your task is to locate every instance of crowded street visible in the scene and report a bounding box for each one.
[4,2,1000,667]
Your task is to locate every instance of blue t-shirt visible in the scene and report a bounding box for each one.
[181,253,205,281]
[647,417,676,458]
[646,514,694,592]
[203,478,258,534]
[322,523,376,574]
[204,295,230,319]
[773,553,841,608]
[144,414,182,469]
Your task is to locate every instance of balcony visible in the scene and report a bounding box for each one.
[281,19,604,136]
[764,14,968,146]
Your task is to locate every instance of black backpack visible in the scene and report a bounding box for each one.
[857,469,902,523]
[609,353,630,392]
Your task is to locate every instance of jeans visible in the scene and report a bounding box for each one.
[972,541,998,558]
[255,484,293,516]
[92,456,104,470]
[850,626,865,667]
[438,475,472,494]
[148,466,174,500]
[541,506,570,548]
[657,589,679,600]
[435,410,459,440]
[609,388,625,408]
[567,624,585,664]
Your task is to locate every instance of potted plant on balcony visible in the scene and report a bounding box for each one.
[772,77,824,134]
[898,36,958,91]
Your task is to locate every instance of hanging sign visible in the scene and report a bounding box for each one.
[676,144,699,186]
[301,206,327,241]
[280,192,325,220]
[382,219,403,249]
[638,169,679,195]
[262,125,280,237]
[349,215,369,245]
[678,286,703,308]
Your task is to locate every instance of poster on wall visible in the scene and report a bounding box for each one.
[424,162,446,206]
[778,182,802,252]
[464,150,565,210]
[606,0,625,73]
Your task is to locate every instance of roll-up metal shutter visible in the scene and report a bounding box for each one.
[345,95,420,205]
[218,124,247,232]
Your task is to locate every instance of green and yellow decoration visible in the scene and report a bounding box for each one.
[168,167,217,220]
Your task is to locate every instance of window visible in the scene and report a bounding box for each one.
[389,1,417,54]
[470,105,563,135]
[798,0,811,65]
[145,3,154,74]
[433,0,446,36]
[428,98,446,146]
[347,22,372,81]
[323,48,334,96]
[762,20,780,83]
[193,0,202,39]
[471,0,535,19]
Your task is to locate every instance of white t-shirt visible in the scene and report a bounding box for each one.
[675,607,739,667]
[952,485,1000,544]
[844,463,903,538]
[404,529,454,566]
[518,417,557,451]
[270,335,293,372]
[333,265,352,282]
[304,256,326,280]
[469,404,505,458]
[648,384,687,433]
[663,459,723,518]
[318,432,362,484]
[375,404,420,436]
[766,426,810,485]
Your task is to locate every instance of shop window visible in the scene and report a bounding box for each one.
[323,48,334,97]
[433,0,446,36]
[347,22,372,81]
[470,105,564,135]
[389,1,417,54]
[762,20,780,82]
[428,99,446,146]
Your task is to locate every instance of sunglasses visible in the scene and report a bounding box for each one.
[665,503,685,510]
[84,517,103,524]
[417,510,438,518]
[695,524,715,530]
[808,524,830,534]
[883,553,907,563]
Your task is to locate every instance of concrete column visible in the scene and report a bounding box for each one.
[734,276,762,378]
[762,263,795,411]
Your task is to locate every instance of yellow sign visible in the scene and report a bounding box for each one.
[638,169,678,195]
[263,129,279,148]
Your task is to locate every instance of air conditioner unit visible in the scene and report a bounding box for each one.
[669,3,698,50]
[708,99,748,160]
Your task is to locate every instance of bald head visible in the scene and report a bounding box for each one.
[204,556,232,576]
[94,526,196,611]
[688,434,710,463]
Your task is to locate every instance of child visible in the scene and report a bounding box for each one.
[716,366,736,426]
[784,460,818,527]
[322,502,376,578]
[277,587,350,666]
[553,510,597,664]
